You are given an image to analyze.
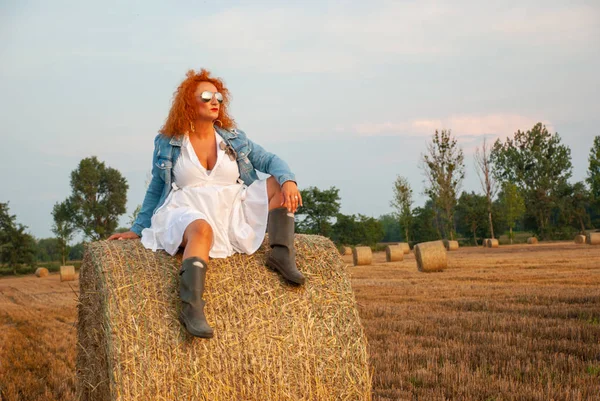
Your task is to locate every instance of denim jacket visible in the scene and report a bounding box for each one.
[130,126,296,236]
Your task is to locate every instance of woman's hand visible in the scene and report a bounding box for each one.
[281,181,302,213]
[107,231,140,241]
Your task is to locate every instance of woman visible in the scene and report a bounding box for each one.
[108,69,305,339]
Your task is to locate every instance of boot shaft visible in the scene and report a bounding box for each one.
[267,207,296,251]
[180,257,208,305]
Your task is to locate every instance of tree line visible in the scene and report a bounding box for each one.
[296,123,600,247]
[1,123,599,273]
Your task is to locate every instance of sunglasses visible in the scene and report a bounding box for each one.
[198,91,223,103]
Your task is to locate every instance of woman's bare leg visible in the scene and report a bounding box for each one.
[267,176,286,211]
[181,219,213,261]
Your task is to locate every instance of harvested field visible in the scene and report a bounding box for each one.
[1,241,599,401]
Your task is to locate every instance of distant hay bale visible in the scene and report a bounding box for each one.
[487,239,499,248]
[340,246,352,256]
[483,239,490,247]
[399,242,410,254]
[77,236,372,401]
[352,246,372,266]
[587,233,600,245]
[385,245,404,262]
[574,235,586,244]
[443,240,459,251]
[414,241,447,272]
[60,265,75,281]
[35,267,49,278]
[527,237,538,245]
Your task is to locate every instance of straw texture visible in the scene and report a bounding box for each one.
[575,235,586,244]
[352,247,372,266]
[385,245,404,262]
[587,233,600,245]
[443,240,459,251]
[414,241,447,272]
[399,243,410,254]
[35,267,49,278]
[527,237,538,245]
[77,235,372,401]
[60,265,75,281]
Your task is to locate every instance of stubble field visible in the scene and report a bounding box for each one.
[1,241,599,401]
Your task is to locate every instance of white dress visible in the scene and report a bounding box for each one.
[140,132,269,258]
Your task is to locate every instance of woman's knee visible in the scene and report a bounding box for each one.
[267,176,281,200]
[184,220,213,243]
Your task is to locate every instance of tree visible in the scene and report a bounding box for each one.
[455,191,488,246]
[0,202,36,274]
[474,137,497,238]
[69,242,86,260]
[410,200,440,243]
[587,136,600,227]
[554,181,591,235]
[378,213,402,242]
[587,136,600,199]
[35,238,61,262]
[296,186,341,237]
[491,123,572,239]
[52,199,76,265]
[64,156,129,240]
[420,129,465,240]
[496,182,525,244]
[331,213,384,247]
[390,176,413,241]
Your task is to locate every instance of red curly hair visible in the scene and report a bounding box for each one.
[160,69,236,137]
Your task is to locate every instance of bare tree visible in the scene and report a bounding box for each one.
[420,129,465,240]
[474,137,498,239]
[390,176,413,241]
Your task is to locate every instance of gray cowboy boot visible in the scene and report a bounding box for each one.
[266,207,306,285]
[179,257,214,338]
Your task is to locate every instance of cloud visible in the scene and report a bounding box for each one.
[349,113,552,140]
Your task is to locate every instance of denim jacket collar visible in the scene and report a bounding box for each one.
[168,136,183,147]
[169,125,237,147]
[215,125,239,140]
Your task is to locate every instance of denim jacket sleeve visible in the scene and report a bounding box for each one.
[245,133,296,185]
[130,135,164,236]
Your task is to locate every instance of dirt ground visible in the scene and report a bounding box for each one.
[1,241,599,401]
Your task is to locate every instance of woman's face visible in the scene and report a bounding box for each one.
[194,81,221,121]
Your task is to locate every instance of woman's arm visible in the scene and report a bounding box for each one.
[129,135,166,236]
[246,137,296,186]
[109,135,165,240]
[241,131,301,211]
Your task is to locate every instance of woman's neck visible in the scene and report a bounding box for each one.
[191,120,215,140]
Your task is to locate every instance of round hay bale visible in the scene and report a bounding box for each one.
[483,238,490,247]
[443,240,459,251]
[60,265,75,282]
[77,236,372,401]
[487,239,499,248]
[352,246,372,266]
[399,242,410,254]
[527,237,538,245]
[414,240,447,272]
[341,246,352,256]
[35,267,49,278]
[385,245,404,262]
[574,234,586,244]
[587,232,600,245]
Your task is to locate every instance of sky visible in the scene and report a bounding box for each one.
[1,0,599,240]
